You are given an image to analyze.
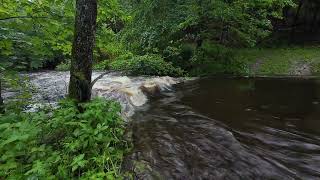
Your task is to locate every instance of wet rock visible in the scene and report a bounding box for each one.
[119,87,148,107]
[290,61,312,76]
[250,59,264,75]
[140,81,160,95]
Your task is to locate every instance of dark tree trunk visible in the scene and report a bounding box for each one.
[310,5,319,33]
[290,0,303,42]
[68,0,97,102]
[0,78,4,114]
[26,57,31,71]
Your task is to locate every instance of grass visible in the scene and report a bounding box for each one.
[236,46,320,75]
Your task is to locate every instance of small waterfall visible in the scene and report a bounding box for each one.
[13,71,185,118]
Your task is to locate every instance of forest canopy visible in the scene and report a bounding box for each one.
[1,0,303,74]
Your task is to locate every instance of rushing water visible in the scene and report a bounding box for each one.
[129,77,320,179]
[3,71,182,117]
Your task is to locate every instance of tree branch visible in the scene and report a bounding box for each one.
[90,71,115,88]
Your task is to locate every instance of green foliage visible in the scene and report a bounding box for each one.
[162,44,196,71]
[119,0,294,75]
[0,71,34,113]
[312,62,320,75]
[94,60,111,71]
[190,43,248,76]
[56,61,71,71]
[122,0,294,53]
[0,0,75,70]
[110,54,186,76]
[0,0,306,77]
[0,0,129,71]
[0,98,131,179]
[94,50,134,71]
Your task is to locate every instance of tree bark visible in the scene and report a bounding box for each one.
[68,0,97,102]
[310,5,319,33]
[290,0,303,43]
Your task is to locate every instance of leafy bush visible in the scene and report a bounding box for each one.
[0,98,131,179]
[312,62,320,75]
[110,54,186,76]
[94,52,134,70]
[190,43,248,76]
[163,44,195,71]
[93,60,111,70]
[1,72,33,113]
[55,61,71,71]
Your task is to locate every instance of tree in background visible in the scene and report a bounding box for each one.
[0,0,75,112]
[68,0,97,102]
[122,0,294,52]
[118,0,294,74]
[0,0,127,71]
[0,0,128,108]
[0,0,75,70]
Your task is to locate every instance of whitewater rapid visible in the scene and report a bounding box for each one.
[7,71,186,118]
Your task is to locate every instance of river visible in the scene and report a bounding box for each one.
[5,72,320,179]
[128,77,320,179]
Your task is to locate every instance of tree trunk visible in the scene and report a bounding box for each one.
[0,78,4,114]
[290,0,303,43]
[68,0,97,102]
[26,57,31,71]
[310,5,319,33]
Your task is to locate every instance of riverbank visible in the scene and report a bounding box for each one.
[55,47,320,78]
[0,72,182,179]
[237,47,320,76]
[1,72,187,178]
[0,98,132,179]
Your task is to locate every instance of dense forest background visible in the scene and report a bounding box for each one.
[1,0,320,77]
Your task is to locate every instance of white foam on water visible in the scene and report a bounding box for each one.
[13,71,185,119]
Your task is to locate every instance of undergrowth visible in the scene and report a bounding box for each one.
[109,54,186,77]
[0,98,131,179]
[55,46,320,77]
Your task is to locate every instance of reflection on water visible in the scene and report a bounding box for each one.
[129,77,320,179]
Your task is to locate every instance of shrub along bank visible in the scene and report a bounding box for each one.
[0,98,131,179]
[56,46,320,77]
